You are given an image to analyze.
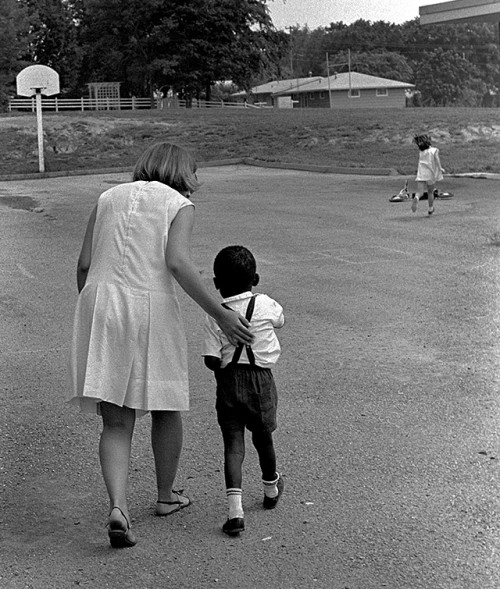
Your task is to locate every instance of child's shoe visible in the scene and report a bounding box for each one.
[411,196,418,213]
[222,517,244,536]
[428,206,434,215]
[263,475,284,509]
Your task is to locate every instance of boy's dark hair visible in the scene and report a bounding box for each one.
[214,245,256,291]
[414,134,431,151]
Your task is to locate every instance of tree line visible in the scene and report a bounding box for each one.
[1,0,500,110]
[285,19,500,107]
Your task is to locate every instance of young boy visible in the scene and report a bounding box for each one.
[202,245,285,536]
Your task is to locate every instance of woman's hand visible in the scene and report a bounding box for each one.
[217,307,254,346]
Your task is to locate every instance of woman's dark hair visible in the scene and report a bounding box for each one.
[214,245,257,291]
[414,134,432,151]
[132,142,201,194]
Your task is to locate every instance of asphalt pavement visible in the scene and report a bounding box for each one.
[1,166,500,589]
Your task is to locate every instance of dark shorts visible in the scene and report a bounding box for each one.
[215,364,278,434]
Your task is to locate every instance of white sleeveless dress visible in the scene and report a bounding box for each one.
[68,181,194,416]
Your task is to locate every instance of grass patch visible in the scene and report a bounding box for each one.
[1,107,500,175]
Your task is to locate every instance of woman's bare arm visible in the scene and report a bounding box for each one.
[165,206,253,345]
[77,205,97,293]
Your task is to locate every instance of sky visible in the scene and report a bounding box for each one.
[267,0,444,29]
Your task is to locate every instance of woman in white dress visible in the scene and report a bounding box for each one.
[68,143,253,547]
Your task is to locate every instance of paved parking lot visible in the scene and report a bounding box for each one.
[1,166,499,588]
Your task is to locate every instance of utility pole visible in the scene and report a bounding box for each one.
[326,53,333,109]
[286,27,294,78]
[348,48,352,96]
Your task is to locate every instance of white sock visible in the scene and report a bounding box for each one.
[226,488,244,519]
[262,473,279,498]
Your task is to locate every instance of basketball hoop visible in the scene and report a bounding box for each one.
[16,65,60,173]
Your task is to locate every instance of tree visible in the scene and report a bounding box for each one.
[80,0,284,100]
[414,47,483,105]
[324,19,406,54]
[0,0,32,110]
[19,0,83,95]
[401,19,500,102]
[80,0,170,98]
[327,50,413,82]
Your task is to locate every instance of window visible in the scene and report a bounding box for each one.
[349,89,360,98]
[376,88,388,96]
[319,92,325,99]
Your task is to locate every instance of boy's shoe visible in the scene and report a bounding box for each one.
[263,475,284,509]
[428,206,434,215]
[222,517,244,536]
[411,196,418,213]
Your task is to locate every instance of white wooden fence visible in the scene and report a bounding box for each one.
[8,97,272,112]
[8,97,152,112]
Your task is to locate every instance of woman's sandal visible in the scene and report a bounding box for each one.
[107,506,137,548]
[155,491,191,516]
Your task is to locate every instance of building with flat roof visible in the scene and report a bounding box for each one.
[419,0,500,25]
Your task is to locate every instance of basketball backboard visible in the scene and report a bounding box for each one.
[16,65,60,97]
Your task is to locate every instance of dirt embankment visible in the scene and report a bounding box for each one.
[2,108,500,174]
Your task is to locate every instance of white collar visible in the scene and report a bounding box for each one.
[222,291,254,304]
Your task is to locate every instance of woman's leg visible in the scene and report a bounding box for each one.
[151,411,183,503]
[99,402,136,521]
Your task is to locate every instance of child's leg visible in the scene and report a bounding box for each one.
[151,410,184,504]
[99,402,136,521]
[412,181,426,212]
[222,428,245,522]
[222,427,245,489]
[427,183,435,211]
[252,429,277,481]
[252,429,284,508]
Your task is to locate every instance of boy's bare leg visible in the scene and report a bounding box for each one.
[252,430,277,481]
[221,428,245,531]
[222,428,245,488]
[253,429,283,507]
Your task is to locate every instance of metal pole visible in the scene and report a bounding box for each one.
[326,53,332,109]
[35,89,45,173]
[348,49,352,96]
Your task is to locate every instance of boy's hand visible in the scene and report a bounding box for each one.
[204,356,222,371]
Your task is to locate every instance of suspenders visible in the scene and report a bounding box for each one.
[222,295,257,366]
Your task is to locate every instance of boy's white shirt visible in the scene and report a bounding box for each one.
[202,291,284,369]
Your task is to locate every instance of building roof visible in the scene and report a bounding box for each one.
[273,72,414,95]
[234,72,414,97]
[232,77,323,97]
[420,0,500,25]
